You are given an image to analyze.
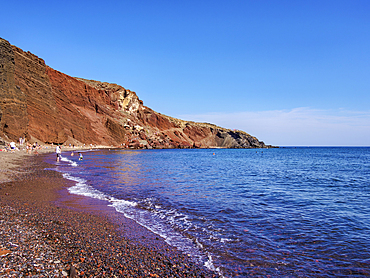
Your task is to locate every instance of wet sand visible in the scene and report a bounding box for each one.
[0,150,219,277]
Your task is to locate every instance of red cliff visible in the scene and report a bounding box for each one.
[0,38,271,149]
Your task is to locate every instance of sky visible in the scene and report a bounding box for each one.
[1,0,369,146]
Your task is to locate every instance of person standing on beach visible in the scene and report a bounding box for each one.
[9,142,16,152]
[56,145,61,162]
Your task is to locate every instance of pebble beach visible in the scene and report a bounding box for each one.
[0,149,219,277]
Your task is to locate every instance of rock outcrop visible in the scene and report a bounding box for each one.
[0,38,273,149]
[0,39,28,140]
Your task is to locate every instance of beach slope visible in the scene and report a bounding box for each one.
[0,151,219,277]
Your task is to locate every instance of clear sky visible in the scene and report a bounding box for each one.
[1,1,369,146]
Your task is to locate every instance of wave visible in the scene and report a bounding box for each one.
[60,155,78,167]
[61,171,221,276]
[63,173,136,207]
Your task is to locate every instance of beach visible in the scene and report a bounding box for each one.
[0,149,218,277]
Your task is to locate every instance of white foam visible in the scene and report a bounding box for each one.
[60,156,78,167]
[110,201,208,263]
[62,171,222,276]
[220,237,233,243]
[204,253,224,277]
[63,173,137,207]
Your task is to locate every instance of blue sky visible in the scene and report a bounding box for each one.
[1,1,369,146]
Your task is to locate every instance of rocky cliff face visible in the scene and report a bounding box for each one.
[0,38,272,149]
[0,39,28,140]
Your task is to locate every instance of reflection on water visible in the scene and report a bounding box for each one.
[48,147,370,277]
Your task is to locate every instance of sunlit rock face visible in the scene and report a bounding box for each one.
[0,38,271,149]
[0,39,28,140]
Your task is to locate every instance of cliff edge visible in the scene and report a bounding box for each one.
[0,38,273,149]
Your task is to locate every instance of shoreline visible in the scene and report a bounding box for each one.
[0,151,219,277]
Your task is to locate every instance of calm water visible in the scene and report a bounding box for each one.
[47,147,370,277]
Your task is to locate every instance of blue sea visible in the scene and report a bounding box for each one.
[46,147,370,277]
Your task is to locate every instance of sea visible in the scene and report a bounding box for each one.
[45,147,370,277]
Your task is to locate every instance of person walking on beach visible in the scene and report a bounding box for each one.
[26,143,32,154]
[56,145,61,162]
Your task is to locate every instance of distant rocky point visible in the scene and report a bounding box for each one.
[0,38,275,149]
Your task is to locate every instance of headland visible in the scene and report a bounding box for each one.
[0,37,274,150]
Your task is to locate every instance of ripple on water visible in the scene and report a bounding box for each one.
[45,147,370,277]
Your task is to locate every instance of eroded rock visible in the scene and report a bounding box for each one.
[0,38,273,149]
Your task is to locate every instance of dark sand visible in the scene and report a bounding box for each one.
[0,152,219,277]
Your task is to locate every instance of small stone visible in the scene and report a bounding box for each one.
[0,249,11,256]
[69,265,77,277]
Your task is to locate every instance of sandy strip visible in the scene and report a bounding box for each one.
[0,150,219,277]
